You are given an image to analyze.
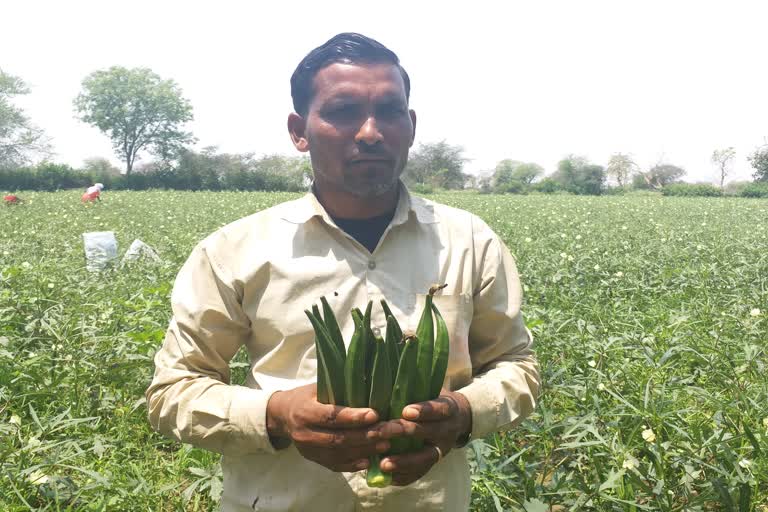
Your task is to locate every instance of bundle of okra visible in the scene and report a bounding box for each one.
[304,284,449,488]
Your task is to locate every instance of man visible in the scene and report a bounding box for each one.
[146,33,539,511]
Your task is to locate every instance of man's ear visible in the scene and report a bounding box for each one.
[288,112,309,152]
[409,109,417,147]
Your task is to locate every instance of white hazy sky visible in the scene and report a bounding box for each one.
[3,0,767,183]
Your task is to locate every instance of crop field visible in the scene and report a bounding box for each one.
[1,190,767,511]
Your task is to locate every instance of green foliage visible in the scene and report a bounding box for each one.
[662,183,724,197]
[408,182,435,195]
[605,153,637,188]
[74,67,195,174]
[0,69,51,167]
[634,164,686,190]
[738,182,768,198]
[748,145,768,182]
[551,155,606,195]
[491,160,544,194]
[1,162,90,192]
[403,140,468,189]
[530,177,562,194]
[2,191,767,509]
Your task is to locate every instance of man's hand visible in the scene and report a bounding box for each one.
[266,384,390,472]
[375,390,472,486]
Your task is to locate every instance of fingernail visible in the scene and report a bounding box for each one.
[364,410,378,422]
[403,407,418,420]
[356,459,369,470]
[381,459,394,472]
[376,441,390,452]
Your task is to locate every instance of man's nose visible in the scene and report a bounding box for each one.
[354,116,383,146]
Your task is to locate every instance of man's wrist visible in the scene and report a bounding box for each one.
[266,391,291,449]
[451,391,473,448]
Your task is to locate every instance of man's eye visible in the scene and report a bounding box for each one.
[378,105,407,118]
[324,105,358,119]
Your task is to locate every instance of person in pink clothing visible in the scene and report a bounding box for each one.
[81,183,104,202]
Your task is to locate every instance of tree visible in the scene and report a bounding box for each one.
[491,159,543,193]
[605,153,637,187]
[0,69,51,167]
[551,155,606,195]
[634,163,685,190]
[748,145,768,182]
[404,140,468,189]
[711,147,736,188]
[74,66,194,174]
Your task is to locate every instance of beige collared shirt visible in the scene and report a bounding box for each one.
[146,183,540,511]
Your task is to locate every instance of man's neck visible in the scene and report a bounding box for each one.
[313,184,399,219]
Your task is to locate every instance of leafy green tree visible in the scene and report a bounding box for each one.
[748,145,768,182]
[605,153,636,188]
[74,67,194,174]
[551,155,606,195]
[491,159,543,193]
[404,140,468,189]
[633,163,685,190]
[711,147,736,188]
[0,69,51,167]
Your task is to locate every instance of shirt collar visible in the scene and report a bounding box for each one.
[280,180,437,226]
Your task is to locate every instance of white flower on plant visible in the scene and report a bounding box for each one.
[525,237,532,243]
[750,308,761,317]
[622,225,628,230]
[597,382,606,391]
[739,459,752,470]
[10,414,21,426]
[622,455,639,470]
[696,245,704,250]
[588,360,596,368]
[27,436,41,449]
[763,417,768,430]
[615,271,624,277]
[2,250,8,256]
[561,233,567,238]
[567,255,574,262]
[21,261,31,269]
[594,264,600,270]
[27,469,49,485]
[560,252,567,258]
[47,283,54,289]
[642,428,656,443]
[576,235,582,240]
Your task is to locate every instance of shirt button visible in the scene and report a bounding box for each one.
[373,327,381,336]
[368,260,376,270]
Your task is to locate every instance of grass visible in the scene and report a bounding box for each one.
[1,190,766,510]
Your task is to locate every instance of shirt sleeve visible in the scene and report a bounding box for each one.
[145,239,279,456]
[456,217,541,440]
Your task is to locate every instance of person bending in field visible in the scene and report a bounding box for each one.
[146,33,540,511]
[3,194,22,205]
[81,182,104,202]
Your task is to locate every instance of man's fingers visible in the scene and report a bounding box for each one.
[375,418,451,441]
[401,396,457,422]
[311,404,379,429]
[380,445,440,474]
[294,427,390,450]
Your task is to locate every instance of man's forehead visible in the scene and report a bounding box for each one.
[311,62,407,101]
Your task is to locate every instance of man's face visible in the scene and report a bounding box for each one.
[291,62,416,199]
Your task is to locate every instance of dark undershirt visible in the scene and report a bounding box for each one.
[330,209,396,253]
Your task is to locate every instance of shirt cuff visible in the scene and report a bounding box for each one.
[228,386,284,454]
[456,379,501,440]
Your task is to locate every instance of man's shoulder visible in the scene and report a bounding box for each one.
[201,194,309,249]
[411,194,492,236]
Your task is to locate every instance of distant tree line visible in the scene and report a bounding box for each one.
[2,66,768,197]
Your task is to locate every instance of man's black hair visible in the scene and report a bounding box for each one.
[290,32,410,116]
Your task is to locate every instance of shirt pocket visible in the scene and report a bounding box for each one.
[405,293,474,391]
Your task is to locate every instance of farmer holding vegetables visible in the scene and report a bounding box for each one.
[146,32,540,511]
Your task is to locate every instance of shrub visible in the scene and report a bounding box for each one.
[409,183,434,195]
[531,178,562,194]
[739,182,768,198]
[662,183,723,197]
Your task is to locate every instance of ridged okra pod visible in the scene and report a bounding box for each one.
[429,301,449,399]
[388,335,419,455]
[366,335,393,488]
[344,310,368,408]
[305,309,346,406]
